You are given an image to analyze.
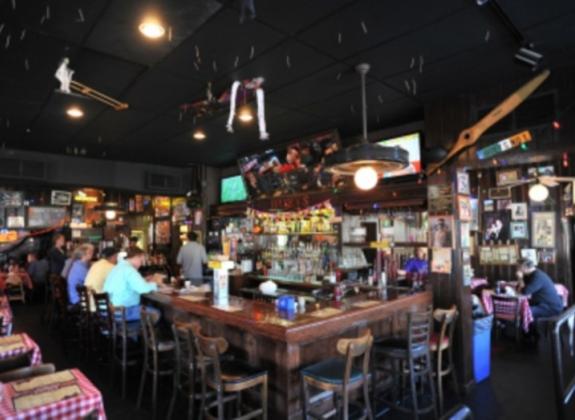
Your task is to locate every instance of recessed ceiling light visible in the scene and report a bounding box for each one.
[66,106,84,118]
[193,130,206,141]
[139,18,165,39]
[238,107,254,122]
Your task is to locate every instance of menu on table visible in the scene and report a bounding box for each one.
[310,307,343,318]
[180,295,207,302]
[352,300,380,309]
[13,385,82,412]
[12,370,75,393]
[0,334,24,352]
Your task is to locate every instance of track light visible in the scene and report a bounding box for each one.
[515,46,543,70]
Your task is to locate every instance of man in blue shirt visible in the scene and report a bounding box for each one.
[517,258,563,318]
[399,248,429,276]
[104,247,159,321]
[67,244,94,305]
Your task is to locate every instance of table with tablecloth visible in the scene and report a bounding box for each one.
[0,295,13,335]
[480,289,534,332]
[0,368,106,420]
[0,272,34,290]
[0,333,42,365]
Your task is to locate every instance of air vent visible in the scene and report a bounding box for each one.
[0,158,46,180]
[145,172,181,191]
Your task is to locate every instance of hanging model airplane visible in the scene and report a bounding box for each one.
[54,58,129,111]
[426,69,550,176]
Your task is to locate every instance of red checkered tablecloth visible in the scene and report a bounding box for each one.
[481,290,534,332]
[0,368,106,420]
[0,295,13,334]
[0,333,42,366]
[471,278,488,290]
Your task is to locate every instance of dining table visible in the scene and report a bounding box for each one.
[0,368,106,419]
[481,289,534,332]
[0,295,13,335]
[0,334,42,366]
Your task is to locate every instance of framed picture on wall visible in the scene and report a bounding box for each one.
[51,190,72,206]
[460,222,471,248]
[470,198,479,231]
[539,249,555,264]
[510,221,528,239]
[431,248,452,274]
[489,187,511,200]
[521,248,538,265]
[532,212,555,248]
[510,203,528,220]
[429,216,453,248]
[456,172,470,195]
[483,199,495,212]
[497,199,512,211]
[496,169,521,186]
[457,195,472,221]
[483,211,510,242]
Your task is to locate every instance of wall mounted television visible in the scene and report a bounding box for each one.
[220,175,248,203]
[377,132,422,178]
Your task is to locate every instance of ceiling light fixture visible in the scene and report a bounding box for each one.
[528,183,549,202]
[238,106,254,123]
[193,129,206,141]
[66,106,84,118]
[139,18,166,39]
[325,63,408,191]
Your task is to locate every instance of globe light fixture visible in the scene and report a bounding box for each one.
[354,166,379,191]
[528,183,549,202]
[238,106,254,123]
[193,129,206,141]
[104,210,117,220]
[139,18,165,39]
[66,106,84,118]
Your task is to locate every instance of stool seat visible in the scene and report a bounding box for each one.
[429,333,449,352]
[301,358,363,385]
[375,337,427,358]
[218,359,267,384]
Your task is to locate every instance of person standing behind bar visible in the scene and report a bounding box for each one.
[47,233,67,276]
[516,258,563,319]
[177,231,207,285]
[104,247,158,321]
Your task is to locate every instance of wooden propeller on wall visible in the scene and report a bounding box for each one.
[426,69,550,176]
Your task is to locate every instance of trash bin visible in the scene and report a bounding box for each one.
[473,315,493,383]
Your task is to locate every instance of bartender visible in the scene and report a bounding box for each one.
[397,248,428,280]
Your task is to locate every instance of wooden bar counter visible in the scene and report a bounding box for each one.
[144,289,432,418]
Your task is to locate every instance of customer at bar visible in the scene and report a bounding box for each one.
[177,231,207,285]
[104,247,158,321]
[67,243,94,305]
[85,247,118,309]
[47,233,67,276]
[516,258,563,319]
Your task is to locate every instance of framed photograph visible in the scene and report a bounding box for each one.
[50,190,72,206]
[539,249,555,264]
[497,199,512,211]
[28,206,68,228]
[532,212,555,248]
[510,203,528,220]
[527,167,538,178]
[489,187,511,200]
[483,211,510,242]
[154,220,171,245]
[428,185,453,215]
[496,168,521,186]
[0,191,23,208]
[510,221,528,239]
[457,195,472,221]
[479,247,493,264]
[537,165,555,176]
[460,222,471,248]
[484,200,494,212]
[431,248,452,274]
[521,248,538,265]
[429,216,454,248]
[470,198,479,231]
[456,172,470,195]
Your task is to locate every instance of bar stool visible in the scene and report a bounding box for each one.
[431,305,459,414]
[301,330,374,420]
[137,308,177,419]
[373,307,437,420]
[193,324,268,420]
[112,306,141,399]
[76,285,93,353]
[92,292,114,363]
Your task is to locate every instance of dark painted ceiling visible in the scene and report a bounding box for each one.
[0,0,573,167]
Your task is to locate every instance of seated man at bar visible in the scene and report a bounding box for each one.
[67,243,94,306]
[104,247,159,321]
[85,247,118,310]
[516,258,563,319]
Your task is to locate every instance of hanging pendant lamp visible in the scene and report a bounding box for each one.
[325,64,409,186]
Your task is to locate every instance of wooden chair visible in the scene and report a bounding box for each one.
[5,274,25,304]
[431,305,459,414]
[111,305,141,399]
[0,363,56,382]
[193,324,268,420]
[76,285,93,353]
[491,295,522,343]
[550,305,575,420]
[137,308,177,419]
[301,330,374,420]
[92,292,114,363]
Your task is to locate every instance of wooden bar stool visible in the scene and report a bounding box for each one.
[373,307,438,420]
[92,292,114,363]
[111,306,141,399]
[137,308,177,419]
[431,305,459,414]
[76,285,93,354]
[193,324,268,420]
[301,330,374,420]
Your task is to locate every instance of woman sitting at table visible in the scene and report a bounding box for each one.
[516,258,563,319]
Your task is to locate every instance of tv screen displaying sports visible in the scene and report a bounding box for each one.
[238,130,341,199]
[220,175,248,203]
[378,132,422,178]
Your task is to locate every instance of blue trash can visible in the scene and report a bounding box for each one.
[473,315,493,383]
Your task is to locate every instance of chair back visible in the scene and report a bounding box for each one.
[93,292,113,335]
[112,306,128,338]
[336,330,373,384]
[550,304,575,420]
[76,285,90,315]
[140,308,160,351]
[191,324,228,387]
[172,322,197,376]
[407,306,433,353]
[50,275,68,312]
[434,305,459,347]
[491,295,520,323]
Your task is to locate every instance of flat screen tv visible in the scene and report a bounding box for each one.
[378,132,422,178]
[238,130,341,199]
[220,175,248,203]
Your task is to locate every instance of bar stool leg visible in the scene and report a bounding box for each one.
[262,376,268,420]
[199,364,207,420]
[301,377,309,420]
[188,364,196,420]
[363,376,374,420]
[426,352,439,419]
[436,349,444,414]
[167,365,178,419]
[216,385,225,420]
[408,356,419,420]
[121,336,128,399]
[137,353,147,408]
[152,355,159,419]
[343,385,349,420]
